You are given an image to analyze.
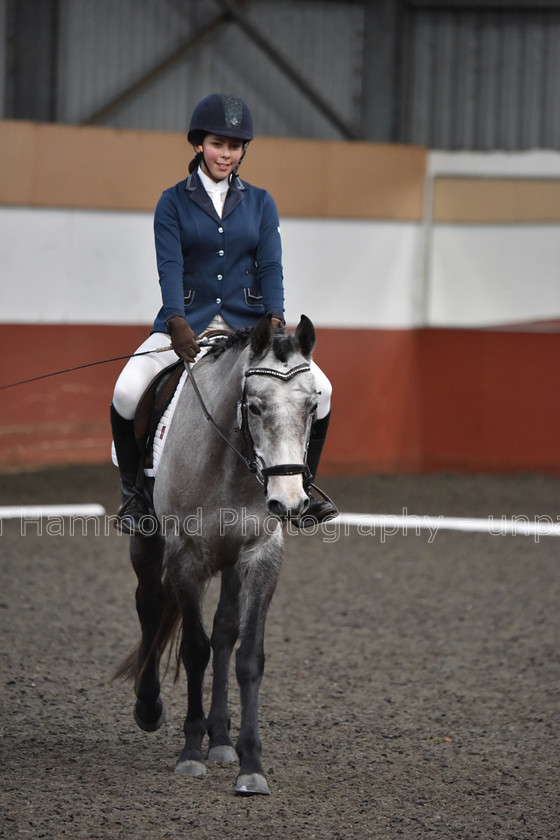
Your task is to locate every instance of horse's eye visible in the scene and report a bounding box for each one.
[248,403,261,416]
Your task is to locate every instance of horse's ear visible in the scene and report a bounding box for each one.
[295,314,316,358]
[250,315,274,356]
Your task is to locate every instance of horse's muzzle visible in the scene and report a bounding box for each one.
[266,493,310,520]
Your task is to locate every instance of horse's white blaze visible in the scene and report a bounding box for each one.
[247,364,314,517]
[266,409,307,511]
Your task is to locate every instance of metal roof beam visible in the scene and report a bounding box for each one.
[81,0,256,126]
[407,0,560,8]
[214,0,359,140]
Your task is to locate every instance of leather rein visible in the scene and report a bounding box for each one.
[184,357,312,489]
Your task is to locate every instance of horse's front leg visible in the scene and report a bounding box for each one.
[130,532,167,732]
[206,565,241,764]
[166,544,211,777]
[235,541,282,795]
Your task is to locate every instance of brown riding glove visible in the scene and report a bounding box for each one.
[165,316,200,362]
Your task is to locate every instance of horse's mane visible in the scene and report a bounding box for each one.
[206,327,299,364]
[205,328,252,359]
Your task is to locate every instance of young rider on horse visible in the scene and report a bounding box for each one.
[110,93,336,534]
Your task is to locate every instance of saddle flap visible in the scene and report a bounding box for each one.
[133,360,184,450]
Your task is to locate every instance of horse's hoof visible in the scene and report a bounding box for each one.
[175,759,207,777]
[208,745,238,764]
[134,698,166,732]
[235,773,271,795]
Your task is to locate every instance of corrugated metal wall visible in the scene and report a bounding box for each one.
[2,0,560,149]
[0,0,6,119]
[401,5,560,150]
[57,0,364,140]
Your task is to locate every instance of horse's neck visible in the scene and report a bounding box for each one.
[193,345,248,420]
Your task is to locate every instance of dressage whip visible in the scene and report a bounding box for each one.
[2,332,336,510]
[0,345,176,391]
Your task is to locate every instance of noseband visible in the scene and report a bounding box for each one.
[238,363,313,488]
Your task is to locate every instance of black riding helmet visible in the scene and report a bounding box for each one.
[187,93,254,145]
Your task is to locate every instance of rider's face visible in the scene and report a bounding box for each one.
[196,134,245,182]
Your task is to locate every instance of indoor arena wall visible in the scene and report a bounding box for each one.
[1,120,559,473]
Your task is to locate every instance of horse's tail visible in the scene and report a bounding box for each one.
[112,571,183,687]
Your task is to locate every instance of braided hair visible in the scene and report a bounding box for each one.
[188,149,204,174]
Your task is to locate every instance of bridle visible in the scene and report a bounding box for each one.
[239,363,313,488]
[185,358,313,490]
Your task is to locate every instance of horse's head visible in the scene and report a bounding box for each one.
[241,315,317,520]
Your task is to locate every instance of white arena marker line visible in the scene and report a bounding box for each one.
[334,513,560,538]
[0,504,106,519]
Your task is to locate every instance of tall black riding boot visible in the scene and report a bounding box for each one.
[297,412,338,527]
[110,403,150,535]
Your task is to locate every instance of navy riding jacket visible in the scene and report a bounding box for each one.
[152,171,284,335]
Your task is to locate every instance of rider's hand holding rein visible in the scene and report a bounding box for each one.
[166,316,200,363]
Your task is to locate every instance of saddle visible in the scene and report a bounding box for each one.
[132,331,230,480]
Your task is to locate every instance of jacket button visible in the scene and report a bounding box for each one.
[217,274,223,280]
[218,250,224,256]
[218,227,224,233]
[216,298,221,304]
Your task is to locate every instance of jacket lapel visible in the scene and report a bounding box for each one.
[184,172,221,221]
[223,178,246,218]
[184,172,247,221]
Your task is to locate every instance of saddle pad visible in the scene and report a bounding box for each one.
[111,340,217,476]
[145,369,187,477]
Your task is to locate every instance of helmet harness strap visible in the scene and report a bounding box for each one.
[233,140,250,177]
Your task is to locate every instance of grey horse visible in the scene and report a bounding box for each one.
[116,315,318,795]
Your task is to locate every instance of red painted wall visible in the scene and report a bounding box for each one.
[2,324,560,474]
[416,329,560,473]
[0,325,147,469]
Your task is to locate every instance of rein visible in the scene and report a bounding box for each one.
[184,358,312,487]
[183,359,255,474]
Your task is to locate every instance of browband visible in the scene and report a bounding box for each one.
[245,363,311,382]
